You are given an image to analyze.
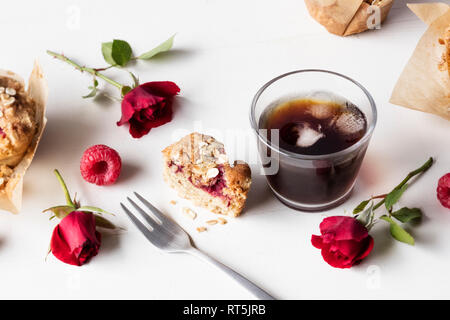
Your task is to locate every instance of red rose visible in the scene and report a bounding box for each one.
[311,216,374,269]
[117,81,180,138]
[50,211,101,266]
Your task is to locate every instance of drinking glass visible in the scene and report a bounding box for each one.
[250,70,377,211]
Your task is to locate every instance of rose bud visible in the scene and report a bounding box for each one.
[311,216,374,269]
[117,81,180,138]
[50,211,101,266]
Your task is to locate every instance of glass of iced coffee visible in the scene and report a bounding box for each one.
[250,70,377,211]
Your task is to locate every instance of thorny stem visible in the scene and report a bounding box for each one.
[371,194,387,200]
[93,65,115,72]
[372,157,434,211]
[54,169,75,208]
[47,50,124,90]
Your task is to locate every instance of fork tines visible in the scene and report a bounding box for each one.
[120,192,182,248]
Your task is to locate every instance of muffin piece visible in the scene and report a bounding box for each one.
[0,165,13,187]
[0,76,37,167]
[162,133,251,217]
[440,27,450,77]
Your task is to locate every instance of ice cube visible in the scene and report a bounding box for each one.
[309,103,335,119]
[333,110,365,136]
[294,123,325,148]
[305,90,348,105]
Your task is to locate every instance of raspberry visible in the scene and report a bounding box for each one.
[437,173,450,209]
[80,145,122,186]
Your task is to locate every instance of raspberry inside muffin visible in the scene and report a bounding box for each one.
[162,133,251,217]
[0,76,37,167]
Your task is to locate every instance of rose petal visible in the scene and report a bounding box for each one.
[117,81,179,139]
[50,211,101,266]
[128,103,173,138]
[330,239,365,262]
[312,216,374,269]
[57,211,100,252]
[354,236,374,263]
[320,216,368,242]
[118,89,165,125]
[140,81,181,97]
[320,243,353,269]
[311,235,323,249]
[50,225,82,266]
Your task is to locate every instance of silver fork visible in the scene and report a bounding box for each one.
[121,192,275,300]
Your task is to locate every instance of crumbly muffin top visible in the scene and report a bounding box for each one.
[0,164,13,186]
[0,77,37,166]
[163,132,230,190]
[166,132,228,167]
[439,26,450,77]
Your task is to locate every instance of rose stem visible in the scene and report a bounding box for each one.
[372,157,434,210]
[54,169,75,208]
[46,50,123,90]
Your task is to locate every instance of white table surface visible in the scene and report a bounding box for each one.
[0,0,449,300]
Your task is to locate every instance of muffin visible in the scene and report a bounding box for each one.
[438,27,450,77]
[0,76,37,167]
[0,63,47,213]
[162,133,251,217]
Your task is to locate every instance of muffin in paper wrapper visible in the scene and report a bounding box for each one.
[305,0,394,36]
[0,62,48,213]
[390,3,450,121]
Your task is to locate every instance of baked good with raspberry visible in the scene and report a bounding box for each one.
[0,75,37,167]
[441,27,450,77]
[0,63,47,213]
[162,133,251,217]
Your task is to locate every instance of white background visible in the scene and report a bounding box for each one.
[0,0,449,299]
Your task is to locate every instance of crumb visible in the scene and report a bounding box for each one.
[196,226,207,233]
[206,219,218,225]
[182,207,197,220]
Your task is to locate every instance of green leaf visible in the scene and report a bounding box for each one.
[121,85,132,97]
[43,205,75,219]
[101,42,115,65]
[111,39,132,66]
[391,207,422,223]
[385,184,408,211]
[82,79,99,99]
[137,34,175,60]
[94,215,116,229]
[380,215,415,245]
[78,206,115,216]
[353,199,370,215]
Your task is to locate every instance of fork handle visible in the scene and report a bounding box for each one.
[188,247,275,300]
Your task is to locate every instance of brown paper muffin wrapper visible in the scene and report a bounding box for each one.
[305,0,394,36]
[0,61,48,213]
[390,3,450,121]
